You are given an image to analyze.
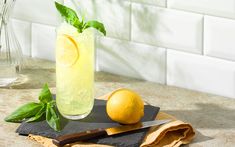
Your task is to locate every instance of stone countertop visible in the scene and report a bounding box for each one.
[1,59,235,147]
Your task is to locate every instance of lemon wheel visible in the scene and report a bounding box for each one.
[56,34,79,67]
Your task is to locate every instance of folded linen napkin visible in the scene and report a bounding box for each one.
[28,112,195,147]
[140,112,195,147]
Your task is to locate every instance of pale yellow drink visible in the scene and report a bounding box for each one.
[56,23,94,120]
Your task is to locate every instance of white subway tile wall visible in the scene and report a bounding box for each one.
[97,37,166,83]
[64,0,131,40]
[31,23,56,61]
[204,16,235,61]
[131,3,203,54]
[13,0,61,26]
[167,50,235,98]
[11,0,235,98]
[11,19,31,56]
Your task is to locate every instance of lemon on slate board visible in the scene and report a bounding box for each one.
[106,88,144,124]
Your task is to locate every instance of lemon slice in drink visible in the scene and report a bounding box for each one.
[56,35,79,67]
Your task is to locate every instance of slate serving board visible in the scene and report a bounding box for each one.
[16,99,160,147]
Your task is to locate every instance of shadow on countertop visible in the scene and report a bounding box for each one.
[162,103,235,145]
[7,71,143,90]
[164,103,235,129]
[8,68,56,89]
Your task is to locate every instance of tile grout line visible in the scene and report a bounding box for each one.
[99,34,207,59]
[129,2,132,41]
[30,22,33,58]
[130,1,235,21]
[12,18,57,28]
[165,49,168,85]
[131,1,166,8]
[167,48,235,63]
[168,7,235,20]
[202,15,204,55]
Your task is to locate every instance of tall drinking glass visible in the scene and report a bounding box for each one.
[56,23,94,120]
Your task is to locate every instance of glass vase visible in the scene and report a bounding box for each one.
[0,0,23,87]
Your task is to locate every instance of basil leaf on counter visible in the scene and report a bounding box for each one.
[46,101,61,132]
[5,102,43,123]
[26,104,46,123]
[39,83,53,103]
[84,20,106,36]
[5,83,61,132]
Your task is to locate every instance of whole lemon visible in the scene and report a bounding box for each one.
[106,88,144,124]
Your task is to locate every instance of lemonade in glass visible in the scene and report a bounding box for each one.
[56,23,94,119]
[55,2,105,120]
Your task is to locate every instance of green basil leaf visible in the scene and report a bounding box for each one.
[39,83,53,103]
[55,1,82,32]
[5,102,43,123]
[84,20,106,36]
[26,104,46,123]
[54,2,106,35]
[46,101,61,131]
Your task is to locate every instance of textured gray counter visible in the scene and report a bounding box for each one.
[0,59,235,146]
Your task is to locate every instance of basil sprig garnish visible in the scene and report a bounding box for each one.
[5,84,61,132]
[55,1,106,36]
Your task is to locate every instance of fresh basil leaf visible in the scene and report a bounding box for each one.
[55,2,106,35]
[39,83,53,104]
[84,20,106,36]
[46,101,61,131]
[26,104,46,123]
[55,1,82,32]
[5,102,43,123]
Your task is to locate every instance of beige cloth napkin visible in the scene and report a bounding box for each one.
[28,92,195,147]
